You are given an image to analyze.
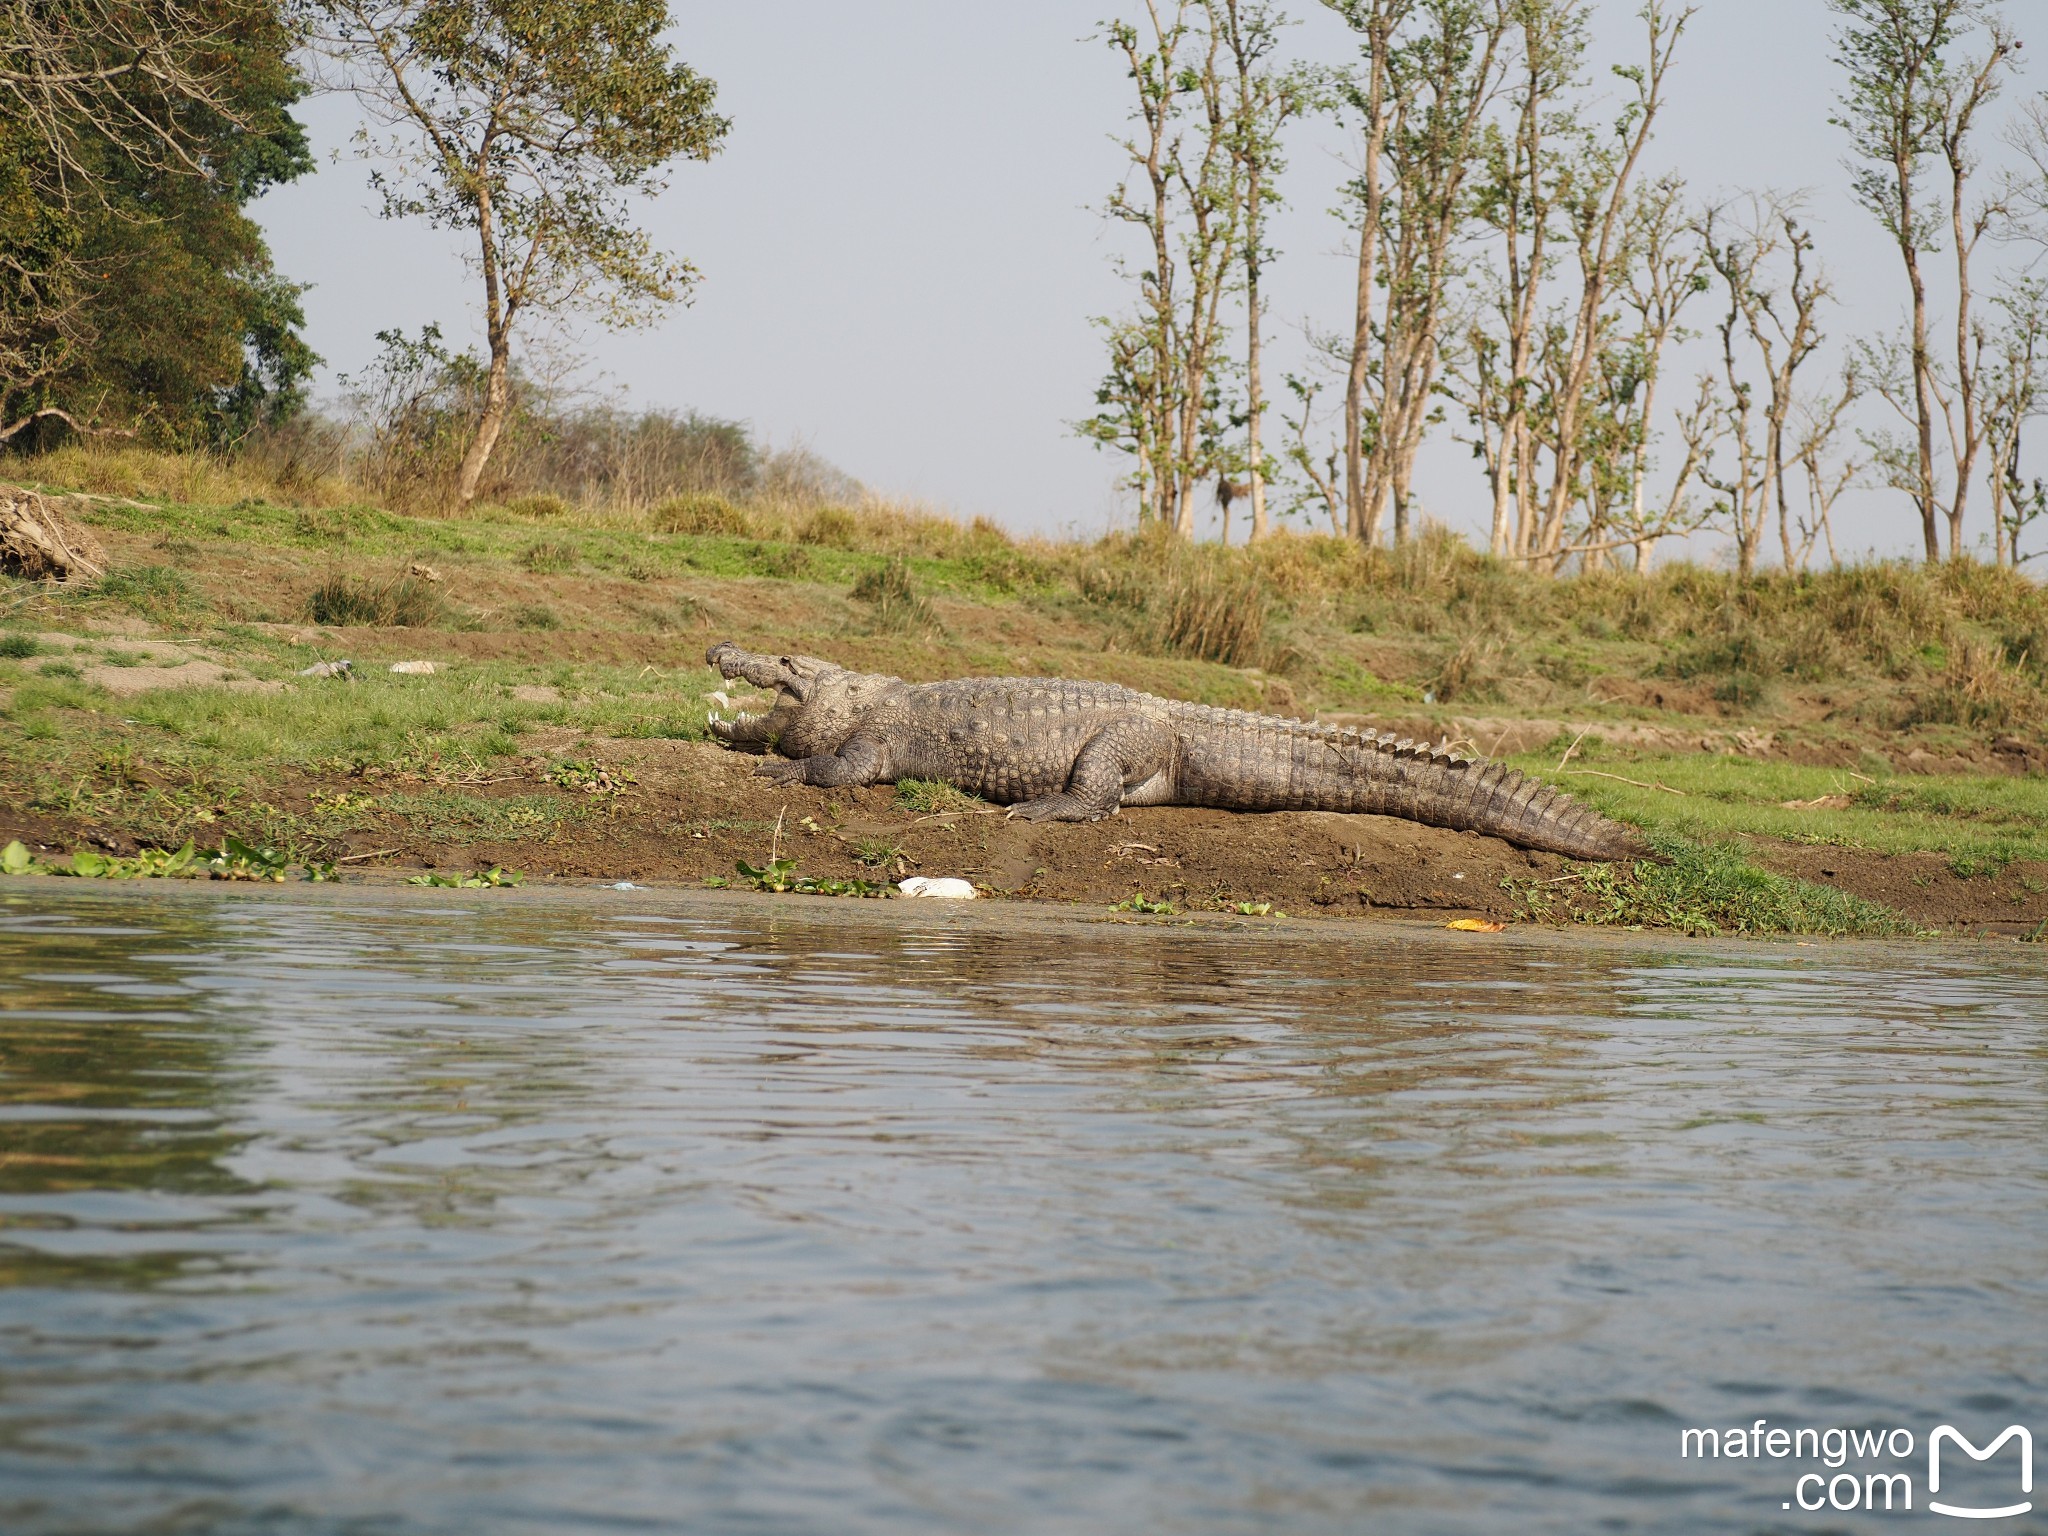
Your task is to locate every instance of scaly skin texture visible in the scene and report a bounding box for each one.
[705,641,1653,862]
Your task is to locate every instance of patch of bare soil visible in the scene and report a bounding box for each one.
[22,630,279,695]
[1751,842,2048,939]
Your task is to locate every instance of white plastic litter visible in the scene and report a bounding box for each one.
[611,881,639,890]
[389,660,438,675]
[298,659,353,678]
[898,876,976,900]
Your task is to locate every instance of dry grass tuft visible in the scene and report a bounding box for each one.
[850,556,936,632]
[307,574,448,629]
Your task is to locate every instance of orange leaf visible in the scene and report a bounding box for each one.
[1445,918,1507,933]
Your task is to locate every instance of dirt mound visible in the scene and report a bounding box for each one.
[0,485,106,582]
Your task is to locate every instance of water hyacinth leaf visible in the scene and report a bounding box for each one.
[2,840,34,875]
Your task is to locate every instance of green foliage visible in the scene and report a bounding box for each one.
[733,858,891,897]
[0,631,41,658]
[546,759,636,793]
[0,2,316,447]
[314,0,731,496]
[1113,892,1178,914]
[0,835,333,882]
[93,565,200,621]
[407,867,525,888]
[1509,838,1914,938]
[852,837,908,870]
[895,779,985,815]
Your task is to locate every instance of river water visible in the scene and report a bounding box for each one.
[1,885,2044,1535]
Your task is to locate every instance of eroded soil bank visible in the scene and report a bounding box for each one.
[7,729,2044,940]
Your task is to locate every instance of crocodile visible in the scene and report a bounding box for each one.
[704,641,1653,862]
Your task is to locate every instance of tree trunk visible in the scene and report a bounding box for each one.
[1897,147,1941,562]
[456,340,511,505]
[1246,172,1268,542]
[457,172,510,505]
[1343,8,1392,543]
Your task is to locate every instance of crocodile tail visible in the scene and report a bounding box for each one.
[1174,709,1655,862]
[1309,726,1656,862]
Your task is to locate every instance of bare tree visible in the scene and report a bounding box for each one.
[1325,0,1407,541]
[1084,2,1246,536]
[1982,278,2048,565]
[1792,368,1865,569]
[1454,0,1690,571]
[1698,196,1832,575]
[1604,175,1713,567]
[1464,0,1578,558]
[1325,0,1506,545]
[1281,371,1347,533]
[1218,0,1310,541]
[306,0,728,505]
[1830,0,2016,560]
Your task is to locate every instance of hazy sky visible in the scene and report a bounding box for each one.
[253,2,2044,557]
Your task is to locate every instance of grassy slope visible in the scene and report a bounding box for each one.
[3,447,2046,938]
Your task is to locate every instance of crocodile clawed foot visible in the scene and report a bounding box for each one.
[753,759,806,785]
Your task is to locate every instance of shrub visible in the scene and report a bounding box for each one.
[96,565,199,621]
[0,631,39,658]
[797,507,858,549]
[521,541,576,573]
[748,544,811,580]
[307,575,446,628]
[504,493,571,520]
[1149,559,1273,669]
[652,493,752,537]
[850,557,935,631]
[1908,637,2040,730]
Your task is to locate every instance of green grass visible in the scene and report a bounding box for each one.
[7,453,2046,939]
[1505,748,2048,867]
[895,778,986,815]
[1510,837,1918,938]
[0,657,725,851]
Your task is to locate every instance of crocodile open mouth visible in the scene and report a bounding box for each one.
[704,687,788,751]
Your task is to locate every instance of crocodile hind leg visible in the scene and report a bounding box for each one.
[1005,716,1173,823]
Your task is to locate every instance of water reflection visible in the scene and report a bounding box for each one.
[0,887,2044,1535]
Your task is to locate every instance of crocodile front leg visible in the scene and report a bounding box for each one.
[753,735,890,788]
[1005,716,1174,823]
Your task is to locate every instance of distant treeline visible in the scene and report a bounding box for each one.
[1086,0,2048,572]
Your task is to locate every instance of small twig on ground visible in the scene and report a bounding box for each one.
[1555,727,1592,771]
[337,847,400,864]
[1557,768,1687,796]
[771,806,785,864]
[1847,770,1876,784]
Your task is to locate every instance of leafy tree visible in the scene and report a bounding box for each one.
[0,1,314,447]
[307,0,731,503]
